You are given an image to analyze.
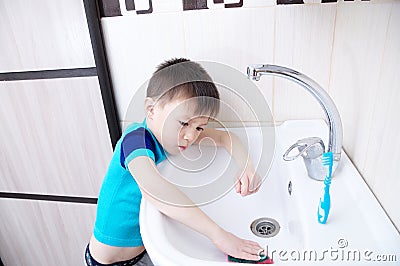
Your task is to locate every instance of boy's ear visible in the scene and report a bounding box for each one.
[144,97,155,118]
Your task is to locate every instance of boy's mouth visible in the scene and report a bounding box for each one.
[178,145,187,151]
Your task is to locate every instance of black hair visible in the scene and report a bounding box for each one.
[146,58,220,118]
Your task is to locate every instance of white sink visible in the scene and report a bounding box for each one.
[140,120,400,265]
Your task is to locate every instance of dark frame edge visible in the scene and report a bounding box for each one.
[83,0,121,149]
[0,192,97,204]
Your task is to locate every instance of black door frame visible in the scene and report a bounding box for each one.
[83,0,121,149]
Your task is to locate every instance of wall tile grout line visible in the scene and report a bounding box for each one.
[327,2,338,95]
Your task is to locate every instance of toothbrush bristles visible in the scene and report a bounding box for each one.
[322,153,333,166]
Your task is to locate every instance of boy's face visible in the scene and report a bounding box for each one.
[147,97,209,155]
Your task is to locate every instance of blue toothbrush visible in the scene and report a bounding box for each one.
[317,151,333,224]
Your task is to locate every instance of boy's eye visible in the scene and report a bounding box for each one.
[179,121,204,131]
[179,121,189,127]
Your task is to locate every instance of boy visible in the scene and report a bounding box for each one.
[85,58,263,265]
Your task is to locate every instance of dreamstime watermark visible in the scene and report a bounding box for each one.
[261,239,398,263]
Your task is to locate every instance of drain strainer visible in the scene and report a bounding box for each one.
[250,218,280,238]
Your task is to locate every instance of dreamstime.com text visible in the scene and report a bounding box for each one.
[262,239,398,263]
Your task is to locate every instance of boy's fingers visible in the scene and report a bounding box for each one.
[235,179,241,193]
[242,245,258,254]
[251,172,259,188]
[234,174,241,193]
[249,174,262,193]
[245,245,264,255]
[239,252,261,261]
[240,175,249,196]
[244,240,262,248]
[234,170,262,196]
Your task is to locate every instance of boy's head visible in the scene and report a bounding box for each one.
[146,58,220,118]
[145,58,220,154]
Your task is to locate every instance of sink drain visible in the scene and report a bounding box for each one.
[250,218,280,238]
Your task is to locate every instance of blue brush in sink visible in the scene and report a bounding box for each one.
[317,151,333,224]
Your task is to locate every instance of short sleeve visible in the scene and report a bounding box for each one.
[120,128,157,168]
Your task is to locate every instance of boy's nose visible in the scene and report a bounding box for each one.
[182,128,195,142]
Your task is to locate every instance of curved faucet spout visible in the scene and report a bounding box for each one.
[247,64,343,163]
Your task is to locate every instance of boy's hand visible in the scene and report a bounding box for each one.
[212,228,264,261]
[197,128,263,196]
[234,161,262,196]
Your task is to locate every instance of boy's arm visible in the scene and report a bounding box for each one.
[195,128,262,196]
[128,156,262,261]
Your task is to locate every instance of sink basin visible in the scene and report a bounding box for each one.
[140,120,400,265]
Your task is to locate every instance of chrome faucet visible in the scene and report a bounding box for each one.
[247,64,343,180]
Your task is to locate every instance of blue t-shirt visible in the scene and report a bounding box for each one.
[94,119,166,247]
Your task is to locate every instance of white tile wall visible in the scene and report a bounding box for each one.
[274,4,336,122]
[101,13,186,121]
[363,2,400,229]
[183,7,275,122]
[103,7,275,124]
[0,0,95,72]
[329,2,392,172]
[183,8,274,71]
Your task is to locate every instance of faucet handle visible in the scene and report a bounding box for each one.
[283,137,325,161]
[283,137,327,181]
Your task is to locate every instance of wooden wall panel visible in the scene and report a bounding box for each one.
[0,0,95,72]
[0,77,113,197]
[0,199,95,266]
